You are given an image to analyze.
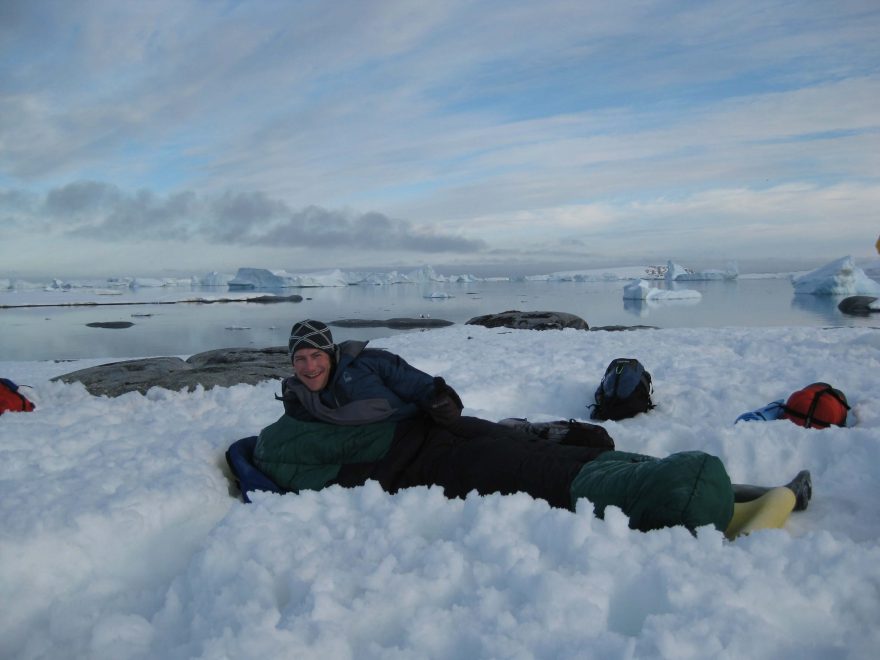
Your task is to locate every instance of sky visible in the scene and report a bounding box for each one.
[1,0,879,278]
[2,322,879,658]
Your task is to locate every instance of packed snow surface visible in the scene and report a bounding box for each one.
[2,324,879,659]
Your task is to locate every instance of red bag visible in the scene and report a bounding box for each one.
[0,378,35,415]
[782,382,849,429]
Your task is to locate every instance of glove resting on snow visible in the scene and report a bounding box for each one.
[424,377,464,425]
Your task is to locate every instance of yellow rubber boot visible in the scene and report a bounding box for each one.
[725,487,797,539]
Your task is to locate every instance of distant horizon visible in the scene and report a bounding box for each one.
[5,254,879,284]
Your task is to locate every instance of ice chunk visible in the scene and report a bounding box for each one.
[623,279,702,301]
[792,256,880,295]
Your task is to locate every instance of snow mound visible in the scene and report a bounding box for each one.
[792,256,880,295]
[2,325,880,658]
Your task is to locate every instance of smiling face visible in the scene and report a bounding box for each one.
[292,347,333,392]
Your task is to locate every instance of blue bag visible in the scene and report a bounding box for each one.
[225,436,285,503]
[734,400,786,424]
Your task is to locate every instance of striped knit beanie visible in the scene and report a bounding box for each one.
[288,319,335,357]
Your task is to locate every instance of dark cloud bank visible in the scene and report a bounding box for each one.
[11,181,486,254]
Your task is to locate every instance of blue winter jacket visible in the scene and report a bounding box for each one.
[280,340,437,424]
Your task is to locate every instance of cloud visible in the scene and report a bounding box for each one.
[2,1,879,276]
[4,182,485,254]
[245,205,486,253]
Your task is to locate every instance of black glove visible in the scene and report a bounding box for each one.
[425,377,463,425]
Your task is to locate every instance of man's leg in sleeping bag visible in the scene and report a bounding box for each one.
[569,450,735,533]
[405,418,606,510]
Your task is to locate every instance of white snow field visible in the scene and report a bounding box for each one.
[1,323,879,659]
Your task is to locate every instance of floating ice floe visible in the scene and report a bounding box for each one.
[424,292,454,299]
[791,256,880,296]
[623,279,703,301]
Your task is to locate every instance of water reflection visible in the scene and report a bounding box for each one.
[3,278,878,361]
[624,296,702,318]
[789,293,848,325]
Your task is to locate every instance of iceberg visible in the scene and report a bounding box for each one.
[525,266,658,282]
[44,278,130,291]
[623,279,702,301]
[791,256,880,296]
[129,277,187,288]
[359,265,446,285]
[665,260,738,281]
[227,268,352,289]
[192,271,235,286]
[2,278,47,291]
[664,261,691,282]
[227,265,478,289]
[402,265,445,283]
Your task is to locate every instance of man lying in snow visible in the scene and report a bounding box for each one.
[234,320,809,534]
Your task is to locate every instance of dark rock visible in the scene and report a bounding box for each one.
[838,296,879,316]
[86,321,135,329]
[590,325,659,331]
[466,310,589,331]
[53,346,291,397]
[190,294,303,304]
[330,317,454,329]
[243,294,303,303]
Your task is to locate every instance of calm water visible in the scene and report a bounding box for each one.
[2,278,877,361]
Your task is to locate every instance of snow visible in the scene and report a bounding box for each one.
[792,256,880,296]
[2,322,879,659]
[623,279,703,301]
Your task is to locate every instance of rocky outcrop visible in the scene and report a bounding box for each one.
[86,321,135,329]
[838,296,879,316]
[53,346,291,397]
[466,310,589,331]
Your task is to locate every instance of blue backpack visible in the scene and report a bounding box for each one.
[590,358,654,421]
